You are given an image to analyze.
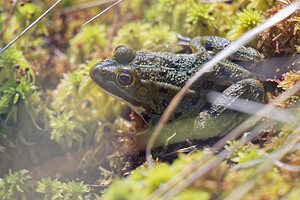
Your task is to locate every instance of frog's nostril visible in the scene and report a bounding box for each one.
[90,66,103,81]
[113,46,136,64]
[100,69,106,75]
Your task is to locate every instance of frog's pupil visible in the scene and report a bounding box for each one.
[120,74,130,82]
[117,71,134,87]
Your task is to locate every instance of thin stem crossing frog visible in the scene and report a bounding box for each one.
[90,36,265,148]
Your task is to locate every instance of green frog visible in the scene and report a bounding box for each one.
[90,36,265,149]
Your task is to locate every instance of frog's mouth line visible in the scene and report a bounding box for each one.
[93,77,150,115]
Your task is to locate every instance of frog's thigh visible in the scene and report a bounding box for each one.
[193,79,264,139]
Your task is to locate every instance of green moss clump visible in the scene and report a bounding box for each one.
[103,152,211,200]
[247,0,274,11]
[186,0,216,37]
[0,172,91,200]
[45,59,127,151]
[69,24,108,64]
[0,169,32,200]
[112,22,151,50]
[227,9,264,40]
[0,47,39,136]
[35,178,63,200]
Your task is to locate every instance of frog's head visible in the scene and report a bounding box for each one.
[90,46,166,118]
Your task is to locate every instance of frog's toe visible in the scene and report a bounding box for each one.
[193,111,219,139]
[193,110,244,139]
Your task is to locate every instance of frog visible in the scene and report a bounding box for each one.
[90,36,265,149]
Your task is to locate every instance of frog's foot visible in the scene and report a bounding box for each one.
[190,36,262,61]
[193,79,264,139]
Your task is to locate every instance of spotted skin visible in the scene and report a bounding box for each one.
[90,36,264,148]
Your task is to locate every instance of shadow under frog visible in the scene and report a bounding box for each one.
[90,36,265,149]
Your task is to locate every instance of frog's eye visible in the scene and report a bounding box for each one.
[116,70,134,87]
[113,46,136,64]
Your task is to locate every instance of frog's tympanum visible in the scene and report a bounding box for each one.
[90,36,265,149]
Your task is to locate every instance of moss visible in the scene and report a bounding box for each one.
[0,0,299,199]
[227,9,264,40]
[112,22,151,50]
[247,0,274,11]
[186,0,216,36]
[0,169,32,200]
[35,178,63,200]
[69,24,108,64]
[103,152,211,200]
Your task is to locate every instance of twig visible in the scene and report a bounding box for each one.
[0,0,62,55]
[81,0,122,27]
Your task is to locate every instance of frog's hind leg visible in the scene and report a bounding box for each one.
[193,79,264,139]
[191,36,261,61]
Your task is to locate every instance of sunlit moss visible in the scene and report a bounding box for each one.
[173,189,211,200]
[103,152,211,199]
[227,9,263,40]
[120,0,150,18]
[0,47,32,80]
[276,70,300,108]
[145,0,187,33]
[278,70,300,91]
[112,22,151,50]
[69,24,108,63]
[247,0,274,11]
[143,25,177,48]
[49,110,86,150]
[16,3,39,27]
[186,0,216,36]
[44,58,127,151]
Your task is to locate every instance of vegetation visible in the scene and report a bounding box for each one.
[0,0,299,199]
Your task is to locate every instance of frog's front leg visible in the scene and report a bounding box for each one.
[193,79,264,139]
[190,36,261,61]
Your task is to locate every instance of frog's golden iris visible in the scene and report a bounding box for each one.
[116,70,135,87]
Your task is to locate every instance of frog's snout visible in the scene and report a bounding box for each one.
[90,64,109,84]
[90,65,100,82]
